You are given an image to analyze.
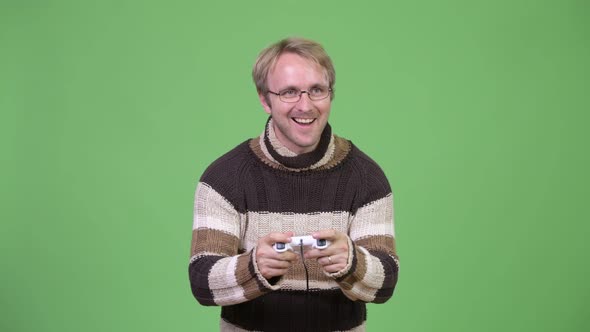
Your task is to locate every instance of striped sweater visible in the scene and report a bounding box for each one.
[189,119,399,331]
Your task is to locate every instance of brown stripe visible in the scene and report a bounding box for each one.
[316,136,352,170]
[248,135,351,172]
[338,246,367,291]
[188,255,224,306]
[235,252,265,301]
[356,235,397,256]
[372,250,398,303]
[250,137,279,169]
[191,229,239,257]
[357,235,399,303]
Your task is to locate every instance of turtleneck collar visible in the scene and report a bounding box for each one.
[262,117,333,170]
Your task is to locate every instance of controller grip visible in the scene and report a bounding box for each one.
[314,239,330,249]
[273,242,289,252]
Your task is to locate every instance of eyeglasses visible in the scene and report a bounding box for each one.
[267,86,332,103]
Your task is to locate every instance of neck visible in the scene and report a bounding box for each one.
[263,117,332,169]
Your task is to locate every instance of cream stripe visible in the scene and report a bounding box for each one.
[209,256,247,305]
[210,255,239,288]
[258,122,336,171]
[345,246,384,301]
[278,278,339,291]
[357,246,385,289]
[242,211,351,251]
[259,133,276,163]
[350,194,395,240]
[193,182,245,236]
[189,252,223,264]
[309,135,335,169]
[220,316,366,331]
[220,319,261,332]
[342,321,366,332]
[267,119,297,157]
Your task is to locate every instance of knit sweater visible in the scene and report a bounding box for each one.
[189,119,399,332]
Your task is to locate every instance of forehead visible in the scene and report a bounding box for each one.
[267,53,328,89]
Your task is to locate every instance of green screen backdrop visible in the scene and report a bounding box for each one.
[2,0,589,331]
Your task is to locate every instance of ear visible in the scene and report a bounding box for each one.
[258,92,272,115]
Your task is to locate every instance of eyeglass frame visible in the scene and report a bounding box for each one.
[266,87,333,103]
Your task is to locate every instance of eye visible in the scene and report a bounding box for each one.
[281,89,299,97]
[310,87,325,96]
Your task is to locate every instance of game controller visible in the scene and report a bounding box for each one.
[273,235,331,253]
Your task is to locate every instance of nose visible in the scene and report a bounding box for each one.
[296,91,314,112]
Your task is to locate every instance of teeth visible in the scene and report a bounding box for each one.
[293,118,315,124]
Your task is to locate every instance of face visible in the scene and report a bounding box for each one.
[259,53,332,155]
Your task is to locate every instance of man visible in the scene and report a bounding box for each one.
[189,37,399,332]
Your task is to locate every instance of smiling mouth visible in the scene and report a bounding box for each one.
[292,117,316,125]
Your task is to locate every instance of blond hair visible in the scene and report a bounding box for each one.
[252,37,336,101]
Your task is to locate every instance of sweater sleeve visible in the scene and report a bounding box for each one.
[188,182,279,306]
[326,156,399,303]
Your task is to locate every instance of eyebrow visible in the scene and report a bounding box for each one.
[278,85,299,91]
[278,83,326,91]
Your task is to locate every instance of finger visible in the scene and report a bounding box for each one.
[280,251,299,262]
[312,229,337,241]
[323,263,346,274]
[257,249,295,263]
[318,256,329,266]
[257,245,299,263]
[318,254,340,266]
[259,258,293,269]
[264,232,294,245]
[304,248,323,259]
[304,248,336,259]
[260,267,290,279]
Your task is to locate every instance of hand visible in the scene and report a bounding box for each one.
[304,229,349,273]
[255,231,298,280]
